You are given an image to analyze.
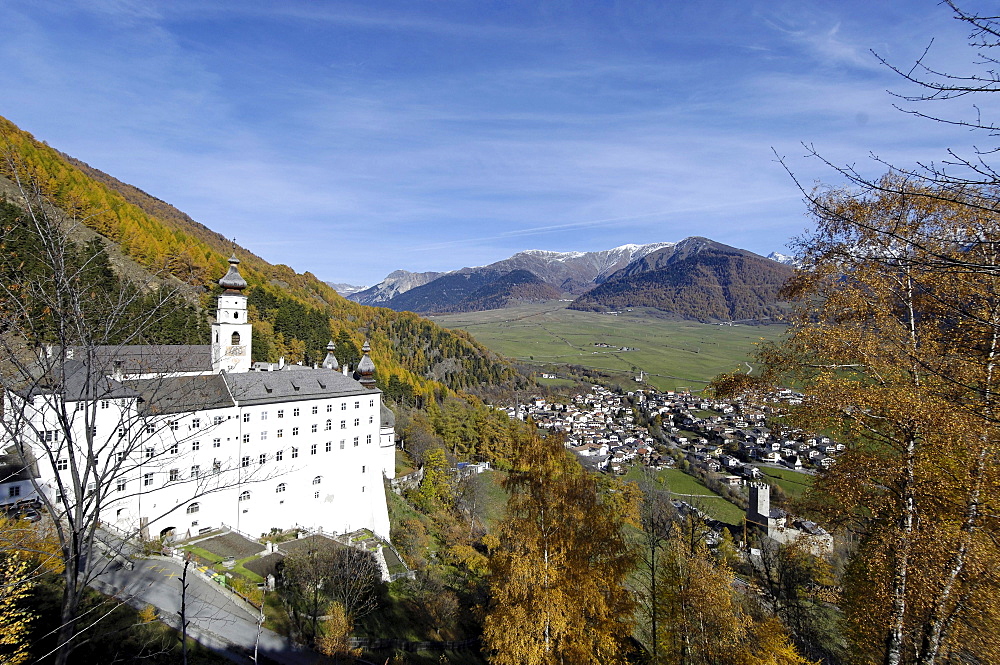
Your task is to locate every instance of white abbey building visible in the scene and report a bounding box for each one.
[1,256,395,541]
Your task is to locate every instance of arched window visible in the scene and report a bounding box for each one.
[231,331,241,345]
[312,476,322,485]
[186,502,199,514]
[325,419,332,431]
[238,491,250,502]
[276,483,286,493]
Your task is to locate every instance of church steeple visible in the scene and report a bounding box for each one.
[211,254,252,373]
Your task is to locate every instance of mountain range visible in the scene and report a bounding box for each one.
[348,239,794,322]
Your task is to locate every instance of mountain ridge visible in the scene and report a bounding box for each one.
[349,238,792,320]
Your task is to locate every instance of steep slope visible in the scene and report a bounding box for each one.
[571,238,792,322]
[436,270,562,313]
[0,115,525,399]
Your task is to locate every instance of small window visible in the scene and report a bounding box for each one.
[369,416,374,424]
[191,418,201,429]
[277,410,284,419]
[213,438,221,448]
[145,447,154,459]
[169,469,179,481]
[353,437,359,447]
[340,440,345,450]
[325,420,332,431]
[214,416,224,426]
[116,451,127,462]
[354,401,360,409]
[291,447,298,459]
[213,460,221,473]
[354,418,360,427]
[276,483,286,493]
[312,406,318,415]
[293,408,300,417]
[187,502,200,514]
[362,465,366,473]
[56,458,68,471]
[260,431,268,441]
[169,420,178,431]
[259,453,266,465]
[118,426,126,438]
[366,434,372,445]
[261,411,268,421]
[239,491,250,502]
[191,465,200,478]
[314,491,320,499]
[292,427,299,436]
[312,476,322,485]
[276,450,284,461]
[170,443,179,455]
[146,424,155,434]
[311,443,317,455]
[9,486,20,498]
[101,400,109,409]
[277,429,283,438]
[341,420,347,430]
[231,331,241,345]
[326,404,333,413]
[242,434,250,444]
[311,424,318,433]
[241,456,250,468]
[243,413,250,423]
[116,479,126,492]
[144,473,154,487]
[341,402,347,411]
[370,399,375,408]
[325,441,332,452]
[192,440,200,451]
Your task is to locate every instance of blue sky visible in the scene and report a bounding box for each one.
[1,1,990,285]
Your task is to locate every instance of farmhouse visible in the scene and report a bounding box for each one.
[2,256,395,541]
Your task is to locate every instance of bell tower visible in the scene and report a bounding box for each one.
[212,254,252,373]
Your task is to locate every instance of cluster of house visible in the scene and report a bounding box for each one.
[500,385,669,473]
[659,388,844,477]
[502,385,844,481]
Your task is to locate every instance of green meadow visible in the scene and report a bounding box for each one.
[430,301,787,392]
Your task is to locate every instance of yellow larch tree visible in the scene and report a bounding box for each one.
[483,432,637,665]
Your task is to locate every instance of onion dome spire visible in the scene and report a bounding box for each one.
[322,340,340,371]
[355,340,377,388]
[219,254,248,292]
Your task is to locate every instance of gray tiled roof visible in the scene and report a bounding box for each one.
[129,374,234,415]
[75,345,214,374]
[224,368,377,406]
[17,359,138,402]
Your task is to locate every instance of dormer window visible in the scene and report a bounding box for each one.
[231,332,241,345]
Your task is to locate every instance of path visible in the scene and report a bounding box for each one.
[94,555,316,665]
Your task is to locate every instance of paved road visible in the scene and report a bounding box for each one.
[95,555,320,665]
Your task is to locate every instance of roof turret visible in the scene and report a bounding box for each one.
[322,340,340,371]
[355,340,376,387]
[219,254,248,292]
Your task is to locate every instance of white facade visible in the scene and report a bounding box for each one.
[4,256,395,542]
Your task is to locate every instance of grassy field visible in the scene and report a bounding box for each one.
[758,465,814,498]
[623,467,746,526]
[430,301,787,391]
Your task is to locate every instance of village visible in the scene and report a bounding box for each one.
[501,383,844,505]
